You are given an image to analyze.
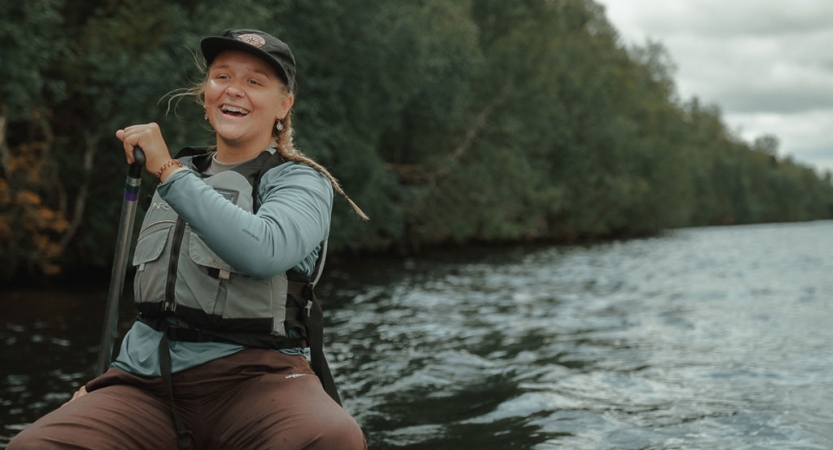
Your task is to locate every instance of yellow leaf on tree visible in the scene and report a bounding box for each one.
[16,191,42,206]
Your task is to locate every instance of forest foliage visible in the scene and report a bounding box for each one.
[2,0,832,282]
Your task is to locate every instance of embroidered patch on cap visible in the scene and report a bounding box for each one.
[237,33,266,48]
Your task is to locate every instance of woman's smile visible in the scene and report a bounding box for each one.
[219,104,251,117]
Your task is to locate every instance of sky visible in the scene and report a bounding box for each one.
[594,0,833,174]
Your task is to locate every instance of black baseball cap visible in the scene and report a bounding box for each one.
[201,29,296,92]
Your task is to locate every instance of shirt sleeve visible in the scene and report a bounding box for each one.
[157,162,334,278]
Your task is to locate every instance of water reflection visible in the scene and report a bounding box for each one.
[3,221,833,449]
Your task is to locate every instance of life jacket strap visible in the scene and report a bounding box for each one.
[138,315,309,349]
[300,283,342,406]
[158,332,195,449]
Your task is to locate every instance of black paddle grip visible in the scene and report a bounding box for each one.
[129,146,146,179]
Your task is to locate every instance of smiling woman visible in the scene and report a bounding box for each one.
[7,29,367,450]
[203,50,294,159]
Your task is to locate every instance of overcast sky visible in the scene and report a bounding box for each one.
[594,0,833,174]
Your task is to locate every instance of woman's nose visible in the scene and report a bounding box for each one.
[226,84,244,99]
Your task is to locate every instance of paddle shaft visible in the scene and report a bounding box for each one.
[96,147,145,376]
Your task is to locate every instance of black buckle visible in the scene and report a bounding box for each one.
[165,323,204,342]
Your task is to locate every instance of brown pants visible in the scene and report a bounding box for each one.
[8,349,366,450]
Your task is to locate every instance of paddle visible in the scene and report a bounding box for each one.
[96,146,146,376]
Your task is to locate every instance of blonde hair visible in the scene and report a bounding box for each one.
[272,110,368,220]
[167,67,368,220]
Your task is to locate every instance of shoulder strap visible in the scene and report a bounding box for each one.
[309,240,328,288]
[174,146,213,173]
[173,146,212,158]
[251,149,287,213]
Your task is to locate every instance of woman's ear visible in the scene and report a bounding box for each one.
[281,94,295,117]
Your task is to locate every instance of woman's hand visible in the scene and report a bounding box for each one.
[61,385,87,407]
[115,123,175,180]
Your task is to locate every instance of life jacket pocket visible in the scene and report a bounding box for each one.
[185,231,287,335]
[132,223,172,306]
[187,231,235,275]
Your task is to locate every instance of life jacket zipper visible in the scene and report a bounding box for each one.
[164,218,187,312]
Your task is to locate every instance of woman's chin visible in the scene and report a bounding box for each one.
[213,124,248,141]
[214,131,272,152]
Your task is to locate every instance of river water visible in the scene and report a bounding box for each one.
[2,221,832,449]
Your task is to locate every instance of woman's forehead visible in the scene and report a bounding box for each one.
[210,50,277,77]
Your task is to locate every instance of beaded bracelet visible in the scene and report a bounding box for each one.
[156,159,184,181]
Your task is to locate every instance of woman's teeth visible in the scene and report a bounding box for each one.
[221,105,250,116]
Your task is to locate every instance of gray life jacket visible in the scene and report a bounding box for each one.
[131,147,341,405]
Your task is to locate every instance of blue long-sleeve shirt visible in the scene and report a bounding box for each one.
[113,157,333,376]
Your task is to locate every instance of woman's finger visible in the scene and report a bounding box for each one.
[61,386,88,407]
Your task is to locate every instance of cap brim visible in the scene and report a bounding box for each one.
[200,37,291,87]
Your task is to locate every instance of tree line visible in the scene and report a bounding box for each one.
[2,0,832,283]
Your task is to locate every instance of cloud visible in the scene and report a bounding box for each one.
[605,0,833,38]
[664,31,833,114]
[726,110,833,172]
[597,0,833,172]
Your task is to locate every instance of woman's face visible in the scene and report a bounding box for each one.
[204,50,293,151]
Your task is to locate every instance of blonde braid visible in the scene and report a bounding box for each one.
[274,111,369,221]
